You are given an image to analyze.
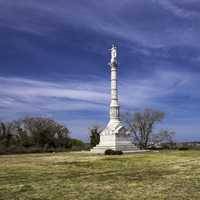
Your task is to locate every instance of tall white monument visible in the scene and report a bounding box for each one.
[91,45,138,153]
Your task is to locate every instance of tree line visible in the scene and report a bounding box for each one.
[0,117,85,154]
[0,108,183,154]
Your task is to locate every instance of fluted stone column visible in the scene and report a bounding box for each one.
[110,54,120,121]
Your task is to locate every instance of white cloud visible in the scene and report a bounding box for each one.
[157,0,200,19]
[1,0,200,48]
[0,68,199,140]
[0,68,199,116]
[0,76,108,104]
[120,69,199,108]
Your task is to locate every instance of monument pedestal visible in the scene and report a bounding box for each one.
[91,120,138,153]
[90,135,139,153]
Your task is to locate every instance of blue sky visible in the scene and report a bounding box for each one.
[0,0,200,141]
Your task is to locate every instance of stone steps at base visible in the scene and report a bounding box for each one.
[90,144,139,153]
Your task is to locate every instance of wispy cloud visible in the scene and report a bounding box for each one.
[157,0,199,18]
[1,0,200,49]
[0,68,199,117]
[0,77,108,116]
[0,68,199,140]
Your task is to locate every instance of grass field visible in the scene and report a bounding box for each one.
[0,151,200,200]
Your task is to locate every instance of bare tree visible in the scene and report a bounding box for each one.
[0,122,6,138]
[21,117,70,148]
[0,121,15,147]
[151,129,176,146]
[122,108,165,149]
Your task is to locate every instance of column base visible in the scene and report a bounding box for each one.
[90,120,140,153]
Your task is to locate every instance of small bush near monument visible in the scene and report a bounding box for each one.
[104,149,123,155]
[178,147,189,151]
[104,149,114,155]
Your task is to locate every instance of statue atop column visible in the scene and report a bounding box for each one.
[111,45,117,63]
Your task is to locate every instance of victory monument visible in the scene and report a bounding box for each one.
[91,45,138,153]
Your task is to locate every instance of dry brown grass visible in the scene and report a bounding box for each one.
[0,151,200,200]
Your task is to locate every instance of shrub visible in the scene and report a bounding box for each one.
[104,149,114,155]
[147,146,164,150]
[89,126,101,147]
[178,147,189,151]
[70,138,86,151]
[114,150,123,155]
[104,149,123,155]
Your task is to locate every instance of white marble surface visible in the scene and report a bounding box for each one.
[91,45,138,153]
